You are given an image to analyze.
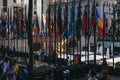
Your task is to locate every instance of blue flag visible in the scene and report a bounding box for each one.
[68,4,74,38]
[75,2,81,40]
[62,3,68,38]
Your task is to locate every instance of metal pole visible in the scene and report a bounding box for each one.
[93,0,96,65]
[54,0,57,58]
[73,0,75,64]
[87,0,90,64]
[28,0,33,76]
[8,8,9,48]
[46,10,48,57]
[48,0,51,56]
[79,0,82,63]
[60,0,62,59]
[102,2,105,62]
[66,0,69,64]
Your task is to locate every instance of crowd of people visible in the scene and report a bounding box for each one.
[0,56,29,80]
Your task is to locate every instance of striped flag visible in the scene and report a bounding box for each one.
[96,9,103,37]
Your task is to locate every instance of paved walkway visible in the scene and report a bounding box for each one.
[78,75,120,80]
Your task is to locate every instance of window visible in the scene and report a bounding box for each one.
[34,11,37,14]
[13,0,16,3]
[3,6,7,12]
[34,0,37,5]
[3,0,7,6]
[3,0,7,12]
[96,2,98,7]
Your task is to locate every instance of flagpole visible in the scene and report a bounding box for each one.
[48,0,51,58]
[1,9,3,46]
[28,0,34,74]
[93,0,96,65]
[41,0,43,50]
[16,7,18,51]
[66,0,69,64]
[54,0,57,59]
[25,4,27,53]
[112,5,116,68]
[8,8,10,49]
[102,3,105,62]
[80,0,82,63]
[73,0,76,64]
[87,0,90,64]
[60,0,62,59]
[45,10,48,58]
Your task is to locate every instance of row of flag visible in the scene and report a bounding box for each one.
[0,7,27,39]
[44,1,117,41]
[0,2,117,40]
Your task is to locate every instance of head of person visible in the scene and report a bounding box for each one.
[88,69,96,77]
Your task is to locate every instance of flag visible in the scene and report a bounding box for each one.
[13,16,19,37]
[5,17,9,28]
[82,5,90,40]
[96,9,103,37]
[51,16,54,35]
[9,8,12,25]
[46,12,48,35]
[90,3,95,31]
[111,6,116,36]
[56,5,62,38]
[103,11,107,36]
[41,14,44,35]
[68,4,74,38]
[19,13,25,38]
[62,3,68,39]
[75,2,81,40]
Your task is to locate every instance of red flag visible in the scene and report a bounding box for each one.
[90,4,95,31]
[82,5,90,40]
[103,12,107,36]
[41,14,44,34]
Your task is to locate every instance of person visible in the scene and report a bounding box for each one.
[0,57,9,79]
[23,67,29,80]
[88,69,97,80]
[14,62,19,80]
[102,58,107,68]
[100,67,108,80]
[38,49,45,61]
[73,54,78,65]
[6,61,16,80]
